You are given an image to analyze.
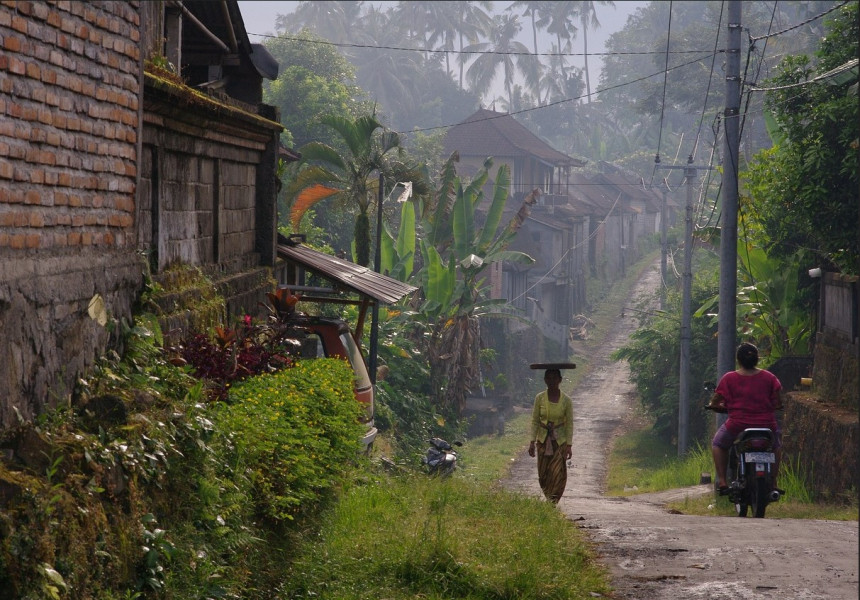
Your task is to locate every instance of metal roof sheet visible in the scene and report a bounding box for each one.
[277,241,417,305]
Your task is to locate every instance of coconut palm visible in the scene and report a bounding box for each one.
[509,1,553,55]
[454,1,493,90]
[463,14,541,108]
[276,1,363,43]
[574,1,616,103]
[286,113,400,267]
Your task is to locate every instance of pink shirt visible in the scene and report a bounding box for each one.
[716,370,782,433]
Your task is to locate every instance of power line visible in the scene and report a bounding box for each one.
[688,0,724,164]
[398,51,719,135]
[745,59,858,92]
[250,31,721,58]
[653,1,674,178]
[749,1,850,42]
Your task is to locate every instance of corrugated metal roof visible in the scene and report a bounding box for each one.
[277,241,417,305]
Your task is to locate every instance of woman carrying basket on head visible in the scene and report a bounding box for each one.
[528,365,574,503]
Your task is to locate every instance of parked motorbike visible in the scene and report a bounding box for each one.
[422,438,461,476]
[705,404,780,518]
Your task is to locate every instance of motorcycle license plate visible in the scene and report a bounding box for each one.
[745,452,775,463]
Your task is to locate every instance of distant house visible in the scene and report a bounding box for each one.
[444,108,671,351]
[0,1,286,429]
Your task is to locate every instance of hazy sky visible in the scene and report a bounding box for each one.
[237,1,649,93]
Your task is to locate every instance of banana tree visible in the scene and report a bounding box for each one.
[419,156,536,413]
[694,238,812,362]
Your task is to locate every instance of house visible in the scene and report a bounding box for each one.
[0,1,284,429]
[443,108,666,351]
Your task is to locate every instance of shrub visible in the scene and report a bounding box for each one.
[213,358,365,523]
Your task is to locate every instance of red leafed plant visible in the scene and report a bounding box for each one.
[176,314,295,401]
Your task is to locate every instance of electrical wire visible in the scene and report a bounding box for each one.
[249,30,723,58]
[651,1,674,188]
[689,1,724,164]
[749,1,850,42]
[399,51,718,135]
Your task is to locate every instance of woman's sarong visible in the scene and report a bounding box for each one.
[536,439,567,503]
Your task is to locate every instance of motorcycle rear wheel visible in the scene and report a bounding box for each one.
[751,477,769,518]
[735,497,749,517]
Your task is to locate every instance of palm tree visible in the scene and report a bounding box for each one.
[351,6,423,112]
[276,1,363,43]
[574,1,616,103]
[509,1,552,55]
[463,14,541,108]
[286,114,400,267]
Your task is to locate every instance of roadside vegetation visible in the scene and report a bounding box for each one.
[605,409,858,521]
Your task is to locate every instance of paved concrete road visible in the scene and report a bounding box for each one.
[502,262,859,599]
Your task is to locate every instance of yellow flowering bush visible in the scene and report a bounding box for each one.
[213,358,364,523]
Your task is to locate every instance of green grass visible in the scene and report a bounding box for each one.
[281,474,611,599]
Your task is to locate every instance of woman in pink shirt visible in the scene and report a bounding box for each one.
[708,342,784,494]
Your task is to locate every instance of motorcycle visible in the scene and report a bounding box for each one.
[422,437,461,476]
[705,404,780,518]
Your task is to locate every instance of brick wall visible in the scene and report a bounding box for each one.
[0,1,143,429]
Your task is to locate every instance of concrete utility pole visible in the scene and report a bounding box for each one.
[717,1,742,426]
[656,161,713,456]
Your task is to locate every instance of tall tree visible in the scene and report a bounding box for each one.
[744,2,858,274]
[454,1,494,90]
[276,1,364,43]
[573,1,616,103]
[463,13,540,107]
[286,114,401,267]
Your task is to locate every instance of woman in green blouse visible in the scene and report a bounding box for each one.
[528,368,574,503]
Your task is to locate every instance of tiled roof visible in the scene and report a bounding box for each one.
[444,109,585,167]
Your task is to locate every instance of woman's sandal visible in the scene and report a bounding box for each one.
[718,485,730,496]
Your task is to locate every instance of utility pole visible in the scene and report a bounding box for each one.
[368,171,383,386]
[660,187,668,311]
[717,1,742,426]
[656,160,713,456]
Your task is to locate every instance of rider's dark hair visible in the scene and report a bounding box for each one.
[736,342,759,370]
[544,368,562,378]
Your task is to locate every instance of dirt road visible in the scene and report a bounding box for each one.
[502,262,859,599]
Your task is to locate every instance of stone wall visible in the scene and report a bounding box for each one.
[782,392,858,502]
[0,1,144,429]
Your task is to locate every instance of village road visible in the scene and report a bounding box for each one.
[502,262,859,599]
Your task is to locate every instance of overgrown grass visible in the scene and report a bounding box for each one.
[281,474,611,600]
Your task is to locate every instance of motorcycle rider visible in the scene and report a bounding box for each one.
[708,342,784,495]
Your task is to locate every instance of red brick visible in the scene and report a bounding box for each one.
[81,232,92,245]
[4,35,21,53]
[28,212,44,227]
[8,56,25,76]
[10,234,26,249]
[26,62,40,79]
[67,232,81,245]
[24,191,40,204]
[25,234,41,249]
[0,233,8,246]
[0,212,14,227]
[10,15,27,34]
[53,233,68,246]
